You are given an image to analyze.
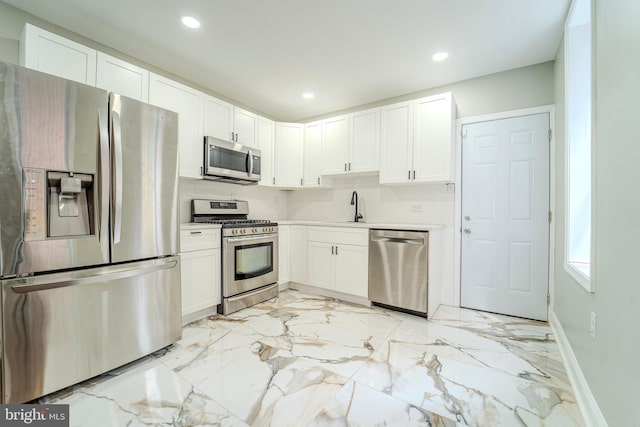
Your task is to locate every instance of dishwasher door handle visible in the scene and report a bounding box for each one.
[372,237,424,245]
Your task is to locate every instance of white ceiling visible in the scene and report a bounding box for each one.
[5,0,570,121]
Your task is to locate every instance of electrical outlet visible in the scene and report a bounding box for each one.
[410,203,423,213]
[589,311,597,338]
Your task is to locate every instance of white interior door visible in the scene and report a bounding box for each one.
[461,113,549,321]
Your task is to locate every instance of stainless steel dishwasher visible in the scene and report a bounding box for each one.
[368,229,429,316]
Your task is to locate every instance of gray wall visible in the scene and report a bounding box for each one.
[553,1,640,425]
[302,61,554,122]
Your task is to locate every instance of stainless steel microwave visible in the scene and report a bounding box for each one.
[203,136,261,185]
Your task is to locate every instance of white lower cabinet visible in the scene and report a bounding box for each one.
[306,227,368,297]
[290,225,308,283]
[278,225,290,285]
[179,227,221,321]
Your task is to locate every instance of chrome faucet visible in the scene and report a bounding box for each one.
[350,191,364,222]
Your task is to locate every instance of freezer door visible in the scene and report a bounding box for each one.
[0,62,110,277]
[0,257,181,403]
[109,94,179,262]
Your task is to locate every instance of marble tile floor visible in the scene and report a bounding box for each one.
[39,290,584,426]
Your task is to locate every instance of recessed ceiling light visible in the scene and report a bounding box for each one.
[432,51,449,62]
[181,16,201,29]
[302,92,315,100]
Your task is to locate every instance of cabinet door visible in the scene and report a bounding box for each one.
[234,107,258,148]
[380,101,413,184]
[290,225,308,283]
[21,23,97,85]
[274,123,304,187]
[307,241,335,290]
[413,93,455,182]
[350,108,380,173]
[181,248,220,316]
[203,95,234,142]
[149,73,204,179]
[335,244,368,297]
[96,52,149,102]
[278,225,290,284]
[304,121,323,187]
[322,115,350,175]
[258,116,275,186]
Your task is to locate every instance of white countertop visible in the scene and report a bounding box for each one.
[181,221,445,231]
[275,220,445,231]
[180,223,222,230]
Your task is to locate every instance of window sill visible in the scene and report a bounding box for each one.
[565,261,593,292]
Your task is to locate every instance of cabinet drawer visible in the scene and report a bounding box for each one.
[180,228,221,252]
[307,227,368,246]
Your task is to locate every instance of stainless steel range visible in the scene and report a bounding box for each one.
[191,199,278,314]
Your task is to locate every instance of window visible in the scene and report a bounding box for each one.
[565,0,593,291]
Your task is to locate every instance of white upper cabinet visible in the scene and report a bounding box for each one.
[274,122,304,187]
[349,108,380,173]
[322,108,380,176]
[149,73,204,179]
[380,92,455,184]
[322,115,350,175]
[20,23,97,86]
[203,95,258,148]
[96,52,149,102]
[380,101,413,183]
[203,95,234,141]
[304,121,324,187]
[258,116,275,186]
[233,107,258,148]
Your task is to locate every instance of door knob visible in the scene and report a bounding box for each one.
[463,228,471,234]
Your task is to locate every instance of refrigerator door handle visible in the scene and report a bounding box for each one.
[112,110,123,244]
[7,258,178,294]
[98,108,110,254]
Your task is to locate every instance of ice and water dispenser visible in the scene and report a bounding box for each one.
[24,168,96,240]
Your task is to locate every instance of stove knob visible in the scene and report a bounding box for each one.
[232,229,237,235]
[242,229,246,234]
[253,228,257,233]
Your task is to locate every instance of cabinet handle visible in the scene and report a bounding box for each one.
[231,132,234,141]
[408,170,411,180]
[331,246,334,255]
[236,133,239,142]
[335,246,338,255]
[317,177,320,185]
[190,231,202,235]
[272,177,275,185]
[348,162,351,171]
[200,166,203,175]
[413,170,416,180]
[301,178,303,186]
[344,163,347,171]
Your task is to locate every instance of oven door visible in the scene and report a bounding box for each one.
[223,233,278,297]
[204,136,261,183]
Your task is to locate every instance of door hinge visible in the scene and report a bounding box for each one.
[547,293,550,306]
[548,129,552,142]
[548,211,552,223]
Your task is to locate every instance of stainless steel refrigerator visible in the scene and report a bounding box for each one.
[0,62,181,403]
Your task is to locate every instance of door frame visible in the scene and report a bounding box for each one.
[452,105,556,313]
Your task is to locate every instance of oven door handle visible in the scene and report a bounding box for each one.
[226,233,277,243]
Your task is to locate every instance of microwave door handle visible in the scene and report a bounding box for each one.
[247,149,254,178]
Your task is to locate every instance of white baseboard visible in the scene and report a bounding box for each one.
[550,311,608,427]
[287,282,371,307]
